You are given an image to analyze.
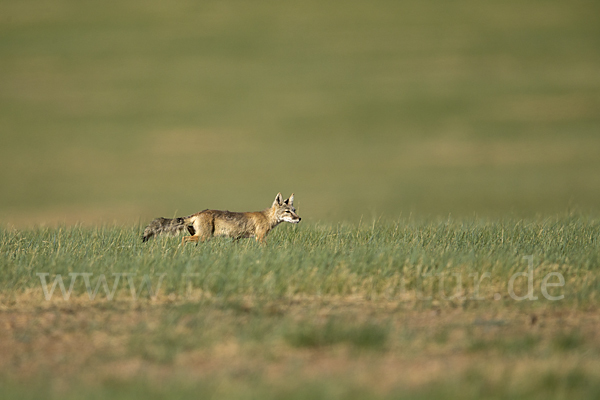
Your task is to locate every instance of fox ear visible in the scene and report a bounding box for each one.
[287,193,294,205]
[272,193,283,207]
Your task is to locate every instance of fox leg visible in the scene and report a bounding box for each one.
[181,235,200,246]
[255,227,269,244]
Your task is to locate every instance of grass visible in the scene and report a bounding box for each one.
[1,216,598,303]
[1,217,600,398]
[1,0,600,223]
[284,317,390,350]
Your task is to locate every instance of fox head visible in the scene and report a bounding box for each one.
[272,193,301,224]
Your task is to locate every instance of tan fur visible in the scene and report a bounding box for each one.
[182,193,300,245]
[141,193,300,245]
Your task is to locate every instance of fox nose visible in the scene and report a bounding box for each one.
[298,217,301,221]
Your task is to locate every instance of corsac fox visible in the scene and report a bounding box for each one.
[141,193,301,244]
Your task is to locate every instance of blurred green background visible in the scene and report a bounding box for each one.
[1,0,599,226]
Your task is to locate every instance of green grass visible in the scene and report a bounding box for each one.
[1,0,600,223]
[284,317,389,350]
[1,218,599,398]
[1,217,598,303]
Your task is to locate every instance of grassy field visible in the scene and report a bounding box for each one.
[1,0,600,223]
[1,0,600,398]
[1,218,600,398]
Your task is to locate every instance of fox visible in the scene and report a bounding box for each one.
[141,193,301,245]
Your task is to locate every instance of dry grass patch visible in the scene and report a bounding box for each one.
[2,293,600,398]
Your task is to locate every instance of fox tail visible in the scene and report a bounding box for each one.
[141,216,195,242]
